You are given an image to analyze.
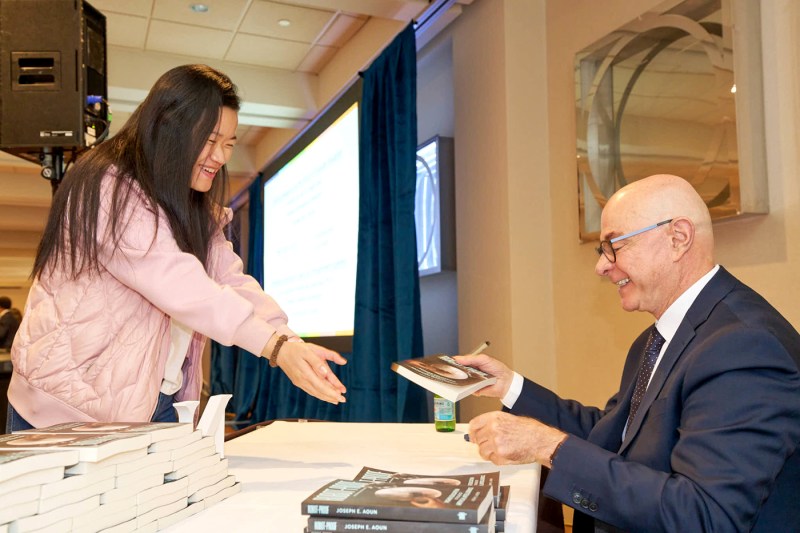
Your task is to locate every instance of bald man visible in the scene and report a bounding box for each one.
[457,175,800,532]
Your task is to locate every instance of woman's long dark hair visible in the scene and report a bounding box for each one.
[33,64,241,279]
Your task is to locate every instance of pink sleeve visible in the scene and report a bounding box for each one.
[96,184,288,356]
[207,211,298,342]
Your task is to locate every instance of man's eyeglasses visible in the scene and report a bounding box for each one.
[595,219,673,263]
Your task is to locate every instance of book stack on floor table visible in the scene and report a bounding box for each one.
[303,466,510,533]
[0,421,240,532]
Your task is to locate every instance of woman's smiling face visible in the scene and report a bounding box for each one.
[191,106,238,193]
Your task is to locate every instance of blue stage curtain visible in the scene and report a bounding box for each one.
[210,177,266,426]
[343,24,427,423]
[211,176,346,426]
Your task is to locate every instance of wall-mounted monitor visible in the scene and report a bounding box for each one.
[416,136,455,276]
[261,85,360,352]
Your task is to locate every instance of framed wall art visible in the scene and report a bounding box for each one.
[575,0,768,240]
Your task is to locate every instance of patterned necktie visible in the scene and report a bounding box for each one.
[627,326,666,428]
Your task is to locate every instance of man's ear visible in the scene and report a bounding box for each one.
[669,217,694,260]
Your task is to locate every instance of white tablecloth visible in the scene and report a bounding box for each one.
[164,421,539,532]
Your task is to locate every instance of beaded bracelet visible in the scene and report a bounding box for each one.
[268,334,289,368]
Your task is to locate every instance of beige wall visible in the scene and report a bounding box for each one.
[451,0,800,424]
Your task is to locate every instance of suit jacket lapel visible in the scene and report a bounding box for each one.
[618,267,738,454]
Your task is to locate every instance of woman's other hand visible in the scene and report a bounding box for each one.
[264,338,347,404]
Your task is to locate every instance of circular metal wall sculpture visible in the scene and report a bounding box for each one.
[575,0,743,240]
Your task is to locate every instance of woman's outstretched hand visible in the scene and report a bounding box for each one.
[263,337,347,404]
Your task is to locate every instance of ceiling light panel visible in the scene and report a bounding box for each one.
[146,19,232,59]
[152,0,248,31]
[239,1,333,42]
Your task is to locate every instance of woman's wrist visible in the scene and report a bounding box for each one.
[268,334,289,367]
[260,334,276,358]
[260,331,300,360]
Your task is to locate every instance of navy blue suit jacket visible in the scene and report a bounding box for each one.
[511,267,800,532]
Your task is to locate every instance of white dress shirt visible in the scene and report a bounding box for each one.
[501,265,720,409]
[160,319,193,395]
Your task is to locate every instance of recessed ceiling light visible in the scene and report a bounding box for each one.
[190,3,209,13]
[278,19,291,27]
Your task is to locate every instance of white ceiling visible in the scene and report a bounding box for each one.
[97,0,431,143]
[98,0,373,72]
[0,0,469,288]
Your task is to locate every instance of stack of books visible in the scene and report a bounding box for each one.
[302,466,509,533]
[0,421,240,532]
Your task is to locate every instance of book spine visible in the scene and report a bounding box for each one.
[307,516,490,533]
[302,503,479,524]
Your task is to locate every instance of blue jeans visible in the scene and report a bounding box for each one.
[151,392,178,423]
[6,403,34,432]
[6,392,177,431]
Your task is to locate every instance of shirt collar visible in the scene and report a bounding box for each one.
[656,264,720,342]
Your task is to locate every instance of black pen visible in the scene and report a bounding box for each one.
[464,434,471,442]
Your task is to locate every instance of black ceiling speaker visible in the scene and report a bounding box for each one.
[0,0,107,172]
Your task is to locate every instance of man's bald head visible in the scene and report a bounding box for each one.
[605,174,714,257]
[607,174,709,224]
[596,174,716,318]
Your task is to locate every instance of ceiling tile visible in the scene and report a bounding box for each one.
[145,19,232,60]
[317,14,367,47]
[89,0,154,18]
[239,1,334,43]
[152,0,249,31]
[104,13,149,49]
[297,44,337,74]
[275,0,427,20]
[225,33,311,70]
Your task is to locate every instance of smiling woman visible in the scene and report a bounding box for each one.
[6,64,349,432]
[191,107,238,193]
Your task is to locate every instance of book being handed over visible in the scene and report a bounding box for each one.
[391,353,496,402]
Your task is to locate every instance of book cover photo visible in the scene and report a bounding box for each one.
[302,477,494,524]
[353,466,500,501]
[16,421,193,443]
[0,431,151,463]
[391,354,497,402]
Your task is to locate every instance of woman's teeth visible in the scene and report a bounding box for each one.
[616,278,630,287]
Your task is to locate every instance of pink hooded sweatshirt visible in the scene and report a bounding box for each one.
[9,173,295,427]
